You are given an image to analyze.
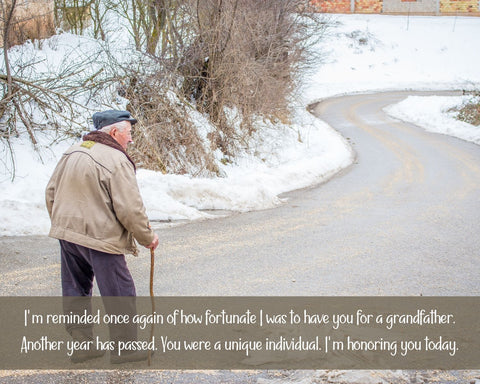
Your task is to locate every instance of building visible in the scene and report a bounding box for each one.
[310,0,480,15]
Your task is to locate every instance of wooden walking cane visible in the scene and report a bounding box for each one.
[148,247,155,366]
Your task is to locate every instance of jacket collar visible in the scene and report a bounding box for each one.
[82,131,136,172]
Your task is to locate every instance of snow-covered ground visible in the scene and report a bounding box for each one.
[301,14,480,101]
[1,14,479,236]
[385,95,480,145]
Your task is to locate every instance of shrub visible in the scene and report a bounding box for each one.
[115,0,328,172]
[119,71,219,176]
[177,0,327,156]
[456,95,480,126]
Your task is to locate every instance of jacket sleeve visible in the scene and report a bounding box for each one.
[45,161,61,219]
[109,161,155,247]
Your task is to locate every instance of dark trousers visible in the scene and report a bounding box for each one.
[60,239,136,296]
[60,239,137,347]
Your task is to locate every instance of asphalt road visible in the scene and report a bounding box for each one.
[3,91,479,297]
[1,91,479,383]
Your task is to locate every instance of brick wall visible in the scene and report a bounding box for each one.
[310,0,352,13]
[310,0,480,13]
[440,0,479,13]
[311,0,384,12]
[355,0,383,13]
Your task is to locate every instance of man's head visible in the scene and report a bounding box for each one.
[99,121,133,150]
[92,110,137,150]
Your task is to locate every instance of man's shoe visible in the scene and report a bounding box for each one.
[110,350,154,364]
[70,348,106,363]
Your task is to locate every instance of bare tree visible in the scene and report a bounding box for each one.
[114,0,329,169]
[1,0,38,146]
[0,1,119,179]
[91,0,111,40]
[116,0,180,55]
[54,0,93,35]
[178,0,327,155]
[1,0,15,101]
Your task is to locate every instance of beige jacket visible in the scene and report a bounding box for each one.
[46,139,154,255]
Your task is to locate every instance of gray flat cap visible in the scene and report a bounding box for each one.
[92,110,138,130]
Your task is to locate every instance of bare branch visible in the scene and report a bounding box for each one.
[3,0,17,100]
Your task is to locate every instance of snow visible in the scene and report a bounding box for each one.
[301,14,480,102]
[385,95,480,145]
[1,14,480,236]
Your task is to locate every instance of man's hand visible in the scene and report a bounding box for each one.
[146,233,159,250]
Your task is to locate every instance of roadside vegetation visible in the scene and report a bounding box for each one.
[1,0,327,178]
[454,92,480,126]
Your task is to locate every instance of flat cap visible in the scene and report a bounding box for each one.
[92,110,137,130]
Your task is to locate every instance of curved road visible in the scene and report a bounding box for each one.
[4,91,479,297]
[1,91,479,382]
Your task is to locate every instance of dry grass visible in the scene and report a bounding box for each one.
[120,74,219,176]
[449,92,480,126]
[456,99,480,126]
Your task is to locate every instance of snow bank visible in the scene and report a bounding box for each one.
[385,96,480,145]
[1,14,479,236]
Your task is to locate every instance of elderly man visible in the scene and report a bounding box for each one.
[46,110,159,364]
